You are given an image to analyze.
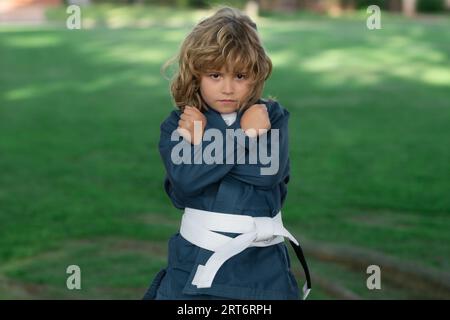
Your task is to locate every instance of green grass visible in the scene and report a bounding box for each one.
[1,5,449,299]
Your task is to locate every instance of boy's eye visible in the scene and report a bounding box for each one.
[207,73,247,80]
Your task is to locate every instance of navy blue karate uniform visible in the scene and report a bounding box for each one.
[143,99,303,300]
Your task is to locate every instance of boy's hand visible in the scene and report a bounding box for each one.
[177,106,207,145]
[240,104,271,138]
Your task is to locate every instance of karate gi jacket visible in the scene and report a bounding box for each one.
[145,99,300,300]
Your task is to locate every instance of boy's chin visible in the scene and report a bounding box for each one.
[211,104,239,113]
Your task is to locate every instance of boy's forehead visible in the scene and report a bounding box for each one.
[198,51,252,74]
[207,66,228,72]
[203,65,248,73]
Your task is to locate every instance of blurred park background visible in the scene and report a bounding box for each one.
[0,0,449,299]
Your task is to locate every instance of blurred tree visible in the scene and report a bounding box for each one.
[245,0,259,18]
[402,0,416,16]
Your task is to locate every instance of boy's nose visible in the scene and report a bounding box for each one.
[221,78,234,95]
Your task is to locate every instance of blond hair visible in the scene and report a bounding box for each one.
[161,7,272,113]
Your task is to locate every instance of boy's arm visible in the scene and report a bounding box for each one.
[159,110,237,197]
[228,101,290,189]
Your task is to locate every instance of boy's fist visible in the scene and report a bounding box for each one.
[177,106,207,145]
[240,104,271,138]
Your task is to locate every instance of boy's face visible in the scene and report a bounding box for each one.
[199,66,251,114]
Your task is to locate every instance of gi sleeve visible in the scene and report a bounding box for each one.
[227,101,291,189]
[158,110,238,197]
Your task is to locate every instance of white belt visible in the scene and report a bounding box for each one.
[179,207,311,299]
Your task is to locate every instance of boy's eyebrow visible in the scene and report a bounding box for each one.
[204,70,248,74]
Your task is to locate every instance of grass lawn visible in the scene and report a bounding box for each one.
[0,5,449,299]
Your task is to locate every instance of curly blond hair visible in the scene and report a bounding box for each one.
[161,6,272,113]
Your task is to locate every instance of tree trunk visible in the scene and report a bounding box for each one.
[402,0,417,16]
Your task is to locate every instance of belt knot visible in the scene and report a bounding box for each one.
[254,217,275,242]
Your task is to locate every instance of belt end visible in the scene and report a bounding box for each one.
[302,283,311,300]
[191,264,213,289]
